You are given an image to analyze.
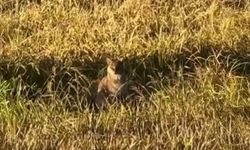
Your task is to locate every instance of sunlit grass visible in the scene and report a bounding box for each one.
[0,0,250,149]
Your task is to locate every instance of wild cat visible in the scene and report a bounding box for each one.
[94,57,127,109]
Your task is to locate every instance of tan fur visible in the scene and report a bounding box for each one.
[94,58,127,109]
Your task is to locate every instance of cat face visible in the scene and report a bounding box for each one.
[106,58,125,81]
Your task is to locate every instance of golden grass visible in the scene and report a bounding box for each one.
[0,0,250,149]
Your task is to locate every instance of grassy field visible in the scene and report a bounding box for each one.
[0,0,250,149]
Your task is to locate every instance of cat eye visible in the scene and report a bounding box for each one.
[110,65,116,71]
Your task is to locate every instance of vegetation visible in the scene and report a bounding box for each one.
[0,0,250,149]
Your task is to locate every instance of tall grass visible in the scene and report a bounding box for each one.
[0,0,250,149]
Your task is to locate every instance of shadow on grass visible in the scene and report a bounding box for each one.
[0,45,250,110]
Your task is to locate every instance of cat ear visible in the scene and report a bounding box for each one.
[118,57,123,62]
[106,58,112,65]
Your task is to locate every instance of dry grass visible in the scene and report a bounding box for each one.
[0,0,250,149]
